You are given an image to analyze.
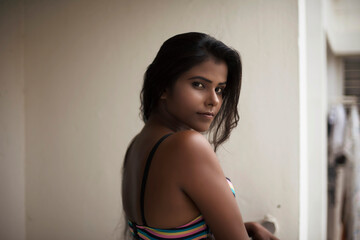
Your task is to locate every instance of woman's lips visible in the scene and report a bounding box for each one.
[197,112,215,119]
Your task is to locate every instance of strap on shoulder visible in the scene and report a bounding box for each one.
[140,133,173,225]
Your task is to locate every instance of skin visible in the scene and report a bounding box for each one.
[245,222,280,240]
[122,58,279,240]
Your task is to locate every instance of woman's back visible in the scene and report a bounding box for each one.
[123,125,251,239]
[122,127,204,229]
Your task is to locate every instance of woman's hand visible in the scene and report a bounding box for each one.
[245,222,279,240]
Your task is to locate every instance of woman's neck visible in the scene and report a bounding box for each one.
[146,105,191,133]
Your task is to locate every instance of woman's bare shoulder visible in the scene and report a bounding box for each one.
[169,129,205,141]
[166,130,213,151]
[164,130,216,164]
[158,130,221,183]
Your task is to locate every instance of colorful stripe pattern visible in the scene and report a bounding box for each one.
[128,215,209,239]
[128,178,236,239]
[226,177,236,197]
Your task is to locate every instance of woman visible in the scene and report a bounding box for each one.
[122,32,278,240]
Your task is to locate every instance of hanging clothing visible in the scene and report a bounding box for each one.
[328,104,347,240]
[343,105,360,240]
[328,105,347,165]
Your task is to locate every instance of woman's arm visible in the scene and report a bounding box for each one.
[168,131,249,240]
[244,222,279,240]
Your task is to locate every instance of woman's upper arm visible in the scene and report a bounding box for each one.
[170,131,249,240]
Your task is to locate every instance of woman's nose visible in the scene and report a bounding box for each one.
[206,90,220,106]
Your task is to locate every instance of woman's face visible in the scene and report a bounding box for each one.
[162,58,228,132]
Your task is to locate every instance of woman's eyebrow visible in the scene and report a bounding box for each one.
[188,76,227,85]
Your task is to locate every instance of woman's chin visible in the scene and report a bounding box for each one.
[192,125,211,133]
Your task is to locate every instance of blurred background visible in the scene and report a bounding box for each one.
[1,0,359,239]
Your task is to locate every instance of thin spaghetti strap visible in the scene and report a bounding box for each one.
[140,133,173,226]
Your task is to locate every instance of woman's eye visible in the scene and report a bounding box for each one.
[215,87,225,95]
[192,82,204,88]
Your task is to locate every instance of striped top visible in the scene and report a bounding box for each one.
[128,215,209,240]
[128,179,236,240]
[127,134,236,240]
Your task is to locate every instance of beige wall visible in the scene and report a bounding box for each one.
[2,0,343,238]
[0,0,308,239]
[24,1,300,239]
[0,0,26,239]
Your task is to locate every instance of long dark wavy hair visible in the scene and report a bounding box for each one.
[140,32,242,151]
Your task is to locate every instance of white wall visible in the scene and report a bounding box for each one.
[23,0,300,239]
[0,1,26,239]
[324,0,360,55]
[300,0,327,239]
[326,43,344,108]
[299,0,327,239]
[217,1,300,238]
